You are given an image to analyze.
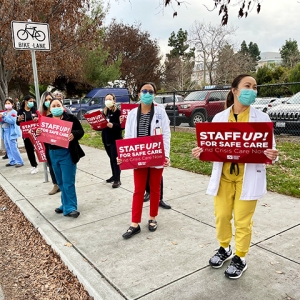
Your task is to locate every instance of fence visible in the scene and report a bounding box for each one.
[157,83,300,141]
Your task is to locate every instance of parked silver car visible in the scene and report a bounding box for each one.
[266,97,289,110]
[251,98,277,113]
[154,94,184,108]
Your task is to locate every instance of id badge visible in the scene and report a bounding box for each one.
[155,127,162,135]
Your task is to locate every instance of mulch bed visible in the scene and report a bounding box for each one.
[0,187,93,300]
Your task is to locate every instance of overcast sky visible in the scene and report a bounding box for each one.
[104,0,300,58]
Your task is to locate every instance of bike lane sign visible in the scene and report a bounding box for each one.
[11,21,50,51]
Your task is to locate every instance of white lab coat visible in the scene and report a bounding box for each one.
[206,106,276,200]
[125,105,171,168]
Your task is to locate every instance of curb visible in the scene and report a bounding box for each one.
[0,174,124,300]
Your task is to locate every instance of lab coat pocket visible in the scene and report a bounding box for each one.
[254,165,266,195]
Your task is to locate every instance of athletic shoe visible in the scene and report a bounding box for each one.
[31,167,39,174]
[224,255,248,279]
[209,246,233,268]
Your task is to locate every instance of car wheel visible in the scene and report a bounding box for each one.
[77,110,87,120]
[189,112,206,127]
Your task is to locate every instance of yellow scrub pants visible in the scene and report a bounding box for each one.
[214,162,257,257]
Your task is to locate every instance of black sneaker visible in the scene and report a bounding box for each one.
[209,246,233,268]
[122,225,141,239]
[225,255,247,279]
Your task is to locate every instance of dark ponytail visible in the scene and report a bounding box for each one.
[225,74,251,109]
[225,91,234,109]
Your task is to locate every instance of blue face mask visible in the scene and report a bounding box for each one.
[44,101,50,108]
[51,107,64,116]
[27,102,34,108]
[238,89,257,106]
[140,93,154,105]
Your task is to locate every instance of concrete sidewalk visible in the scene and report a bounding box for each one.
[0,145,299,300]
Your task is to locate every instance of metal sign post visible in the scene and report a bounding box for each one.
[11,20,51,182]
[30,50,41,108]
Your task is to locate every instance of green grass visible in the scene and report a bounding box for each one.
[80,123,300,198]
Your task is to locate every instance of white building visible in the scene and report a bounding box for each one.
[257,52,283,68]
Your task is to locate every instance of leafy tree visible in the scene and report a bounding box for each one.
[81,45,121,87]
[280,39,300,68]
[248,42,261,61]
[237,41,260,72]
[29,84,48,98]
[189,21,236,85]
[256,64,289,85]
[162,57,196,91]
[0,0,105,106]
[163,28,195,90]
[288,63,300,93]
[215,44,239,85]
[240,41,248,55]
[167,28,194,59]
[104,21,161,96]
[215,43,258,85]
[256,65,274,84]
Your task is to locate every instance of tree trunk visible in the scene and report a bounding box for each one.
[0,53,12,109]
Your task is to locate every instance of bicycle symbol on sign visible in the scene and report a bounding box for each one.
[17,24,46,42]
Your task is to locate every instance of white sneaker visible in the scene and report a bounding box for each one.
[30,167,39,174]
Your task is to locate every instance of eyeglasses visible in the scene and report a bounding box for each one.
[141,89,154,95]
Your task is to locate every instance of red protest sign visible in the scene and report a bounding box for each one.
[84,110,108,131]
[120,104,139,128]
[28,130,47,162]
[196,122,273,164]
[0,110,5,122]
[37,116,73,148]
[116,135,165,170]
[20,120,39,138]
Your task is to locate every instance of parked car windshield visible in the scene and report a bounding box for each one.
[80,97,92,104]
[184,91,208,101]
[286,93,300,104]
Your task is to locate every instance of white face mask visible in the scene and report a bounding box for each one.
[105,100,114,108]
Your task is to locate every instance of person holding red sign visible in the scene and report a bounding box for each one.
[0,98,24,167]
[17,95,39,174]
[102,93,122,188]
[38,91,61,195]
[37,98,85,218]
[192,74,278,279]
[119,82,171,239]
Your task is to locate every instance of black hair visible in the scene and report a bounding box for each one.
[23,95,33,101]
[5,98,14,106]
[225,74,252,109]
[21,95,35,109]
[138,82,157,94]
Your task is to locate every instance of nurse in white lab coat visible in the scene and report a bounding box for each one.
[192,74,278,279]
[119,82,171,240]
